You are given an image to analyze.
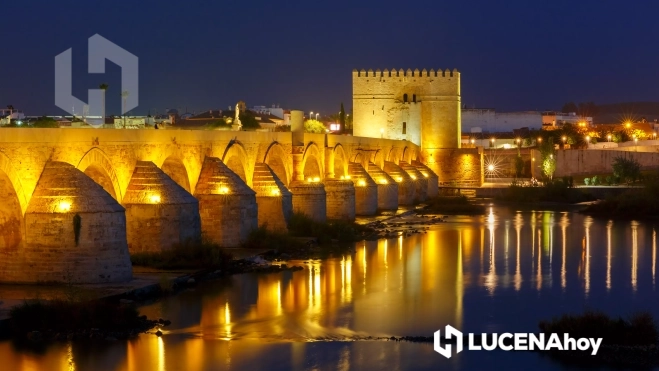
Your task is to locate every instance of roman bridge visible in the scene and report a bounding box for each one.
[0,121,481,284]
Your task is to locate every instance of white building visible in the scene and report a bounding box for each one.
[251,105,285,119]
[462,108,543,132]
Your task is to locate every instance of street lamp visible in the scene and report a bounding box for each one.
[315,113,319,120]
[654,132,657,140]
[607,134,612,142]
[380,128,384,138]
[310,111,313,119]
[470,138,475,146]
[537,137,542,144]
[516,138,521,147]
[585,135,590,144]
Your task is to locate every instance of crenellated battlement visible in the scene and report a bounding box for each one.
[352,68,459,78]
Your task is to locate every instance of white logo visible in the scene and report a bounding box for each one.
[434,325,603,359]
[55,34,138,119]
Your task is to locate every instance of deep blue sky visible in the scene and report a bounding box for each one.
[1,0,657,116]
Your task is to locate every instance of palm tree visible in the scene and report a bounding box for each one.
[99,83,108,125]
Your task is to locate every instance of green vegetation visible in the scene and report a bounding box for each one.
[420,196,486,215]
[540,311,658,346]
[204,118,231,130]
[500,178,594,204]
[274,125,291,132]
[239,113,261,130]
[583,175,659,218]
[612,156,641,184]
[304,119,326,133]
[130,240,233,270]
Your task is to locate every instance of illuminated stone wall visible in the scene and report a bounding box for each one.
[421,148,483,187]
[553,149,659,177]
[0,128,450,283]
[352,68,461,149]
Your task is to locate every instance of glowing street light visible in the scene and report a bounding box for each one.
[561,136,567,143]
[315,113,319,120]
[515,138,521,146]
[537,137,542,145]
[607,134,612,142]
[654,132,657,140]
[310,111,313,119]
[585,135,590,143]
[487,164,495,171]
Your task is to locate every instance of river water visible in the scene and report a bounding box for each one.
[2,206,659,370]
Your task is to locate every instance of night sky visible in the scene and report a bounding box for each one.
[2,0,657,117]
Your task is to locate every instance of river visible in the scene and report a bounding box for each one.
[2,206,658,370]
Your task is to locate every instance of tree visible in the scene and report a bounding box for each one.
[542,157,556,179]
[577,102,598,117]
[239,113,261,130]
[304,119,326,133]
[99,83,108,124]
[339,103,346,132]
[612,156,640,184]
[562,102,578,113]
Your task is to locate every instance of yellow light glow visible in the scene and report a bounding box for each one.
[149,194,161,203]
[625,122,631,128]
[271,188,281,196]
[58,201,71,212]
[313,177,320,182]
[487,164,495,171]
[396,177,403,182]
[410,175,417,180]
[423,173,429,178]
[345,175,351,180]
[379,179,388,184]
[218,186,230,194]
[357,180,366,187]
[340,175,345,180]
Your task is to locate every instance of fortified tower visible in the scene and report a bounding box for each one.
[352,68,461,149]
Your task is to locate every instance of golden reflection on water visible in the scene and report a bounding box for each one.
[4,210,659,371]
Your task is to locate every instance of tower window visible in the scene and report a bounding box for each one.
[412,94,417,103]
[403,94,408,103]
[402,122,407,135]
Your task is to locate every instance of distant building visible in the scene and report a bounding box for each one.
[541,111,592,130]
[462,108,543,132]
[251,105,285,119]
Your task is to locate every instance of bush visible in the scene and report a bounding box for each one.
[591,175,599,186]
[304,119,326,134]
[584,177,590,186]
[612,156,641,184]
[605,175,615,185]
[539,311,658,346]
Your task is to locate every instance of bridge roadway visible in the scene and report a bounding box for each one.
[0,127,443,283]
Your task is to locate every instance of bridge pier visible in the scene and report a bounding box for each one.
[22,162,132,283]
[384,161,415,205]
[349,163,377,216]
[413,161,439,198]
[194,157,258,247]
[324,179,356,221]
[253,163,293,231]
[365,162,398,210]
[122,161,201,253]
[400,162,428,202]
[289,181,327,222]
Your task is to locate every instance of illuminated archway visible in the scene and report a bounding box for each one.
[333,144,348,178]
[401,146,413,164]
[263,142,291,185]
[301,142,323,181]
[221,141,250,185]
[160,156,191,192]
[0,154,25,250]
[77,148,122,201]
[371,149,384,169]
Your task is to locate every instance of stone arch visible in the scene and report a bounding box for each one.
[351,151,364,164]
[0,152,26,250]
[302,142,323,180]
[386,147,400,163]
[263,141,291,186]
[221,140,250,186]
[401,146,413,164]
[371,149,384,169]
[0,152,28,215]
[332,143,348,178]
[77,148,122,201]
[160,155,191,192]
